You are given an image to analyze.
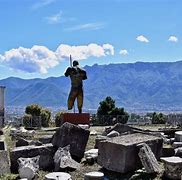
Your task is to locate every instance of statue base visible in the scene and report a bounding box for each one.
[62,113,90,126]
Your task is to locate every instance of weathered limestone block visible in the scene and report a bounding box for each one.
[54,145,80,171]
[0,135,6,150]
[39,135,53,144]
[102,123,133,136]
[29,140,42,146]
[95,135,107,148]
[45,172,72,180]
[161,156,182,179]
[175,131,182,142]
[107,130,120,138]
[85,149,98,160]
[175,147,182,158]
[52,122,90,159]
[162,146,175,157]
[97,133,163,173]
[85,149,98,165]
[0,150,10,175]
[173,142,182,148]
[84,171,104,180]
[18,156,39,180]
[10,143,56,173]
[10,127,35,139]
[138,143,160,173]
[16,137,29,147]
[16,138,43,147]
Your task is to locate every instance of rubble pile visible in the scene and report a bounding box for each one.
[1,123,182,179]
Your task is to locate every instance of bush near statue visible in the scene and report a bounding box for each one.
[23,104,51,127]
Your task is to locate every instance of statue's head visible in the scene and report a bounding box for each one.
[73,60,79,67]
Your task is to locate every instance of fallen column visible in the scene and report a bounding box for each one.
[138,143,160,173]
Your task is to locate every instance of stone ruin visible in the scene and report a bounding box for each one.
[1,122,182,179]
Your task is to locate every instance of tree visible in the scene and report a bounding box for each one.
[25,104,41,117]
[40,109,51,127]
[97,96,115,115]
[97,96,129,124]
[152,112,166,124]
[24,104,51,127]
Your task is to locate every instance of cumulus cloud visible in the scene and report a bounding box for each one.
[56,43,114,60]
[168,35,178,42]
[0,43,114,74]
[119,49,128,55]
[0,46,58,74]
[136,35,149,43]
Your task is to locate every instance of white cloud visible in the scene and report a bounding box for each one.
[32,0,56,10]
[168,35,178,42]
[46,11,62,24]
[119,49,128,55]
[136,35,149,43]
[103,44,114,55]
[56,43,114,60]
[0,46,59,74]
[0,43,114,74]
[64,22,105,31]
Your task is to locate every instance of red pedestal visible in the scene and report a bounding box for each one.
[62,113,90,125]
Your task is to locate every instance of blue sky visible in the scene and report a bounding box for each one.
[0,0,181,79]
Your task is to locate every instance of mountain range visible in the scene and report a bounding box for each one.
[1,61,182,112]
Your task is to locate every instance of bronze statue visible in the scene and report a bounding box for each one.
[65,60,87,113]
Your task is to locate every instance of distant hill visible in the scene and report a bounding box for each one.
[1,61,182,112]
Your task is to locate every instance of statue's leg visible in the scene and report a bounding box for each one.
[77,89,83,113]
[68,89,77,110]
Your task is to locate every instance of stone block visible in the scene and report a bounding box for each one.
[162,147,175,157]
[10,143,56,173]
[39,135,53,144]
[0,150,10,175]
[62,113,90,126]
[54,145,80,171]
[97,133,163,173]
[161,156,182,179]
[138,143,160,173]
[84,171,104,180]
[0,135,6,150]
[175,131,182,142]
[175,147,182,158]
[107,130,120,138]
[16,137,29,147]
[102,123,133,136]
[95,135,107,148]
[52,122,90,159]
[173,142,182,148]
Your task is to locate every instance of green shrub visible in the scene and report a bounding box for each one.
[25,104,42,116]
[40,109,51,127]
[55,111,66,127]
[152,112,166,124]
[24,104,51,127]
[23,114,32,128]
